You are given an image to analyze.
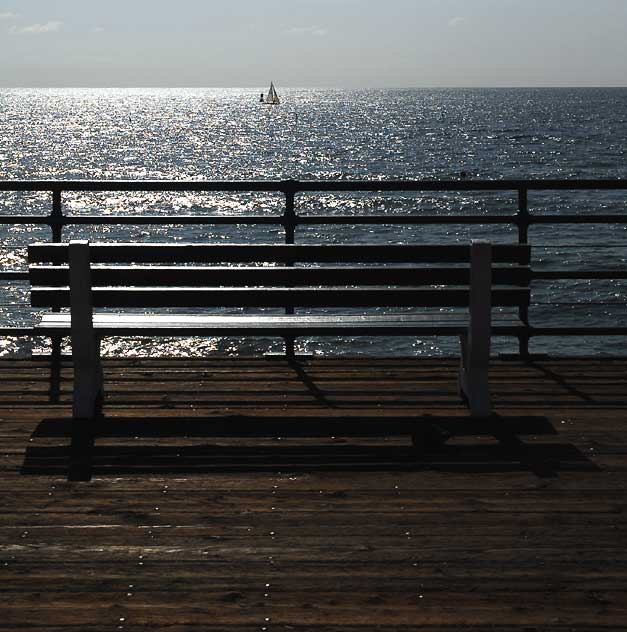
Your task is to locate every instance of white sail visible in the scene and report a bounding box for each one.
[266,82,280,105]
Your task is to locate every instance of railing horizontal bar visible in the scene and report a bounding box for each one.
[294,180,627,192]
[533,302,626,306]
[0,181,289,193]
[0,328,38,336]
[529,327,627,336]
[0,272,28,280]
[296,215,517,225]
[533,271,627,280]
[1,213,626,227]
[54,215,282,226]
[0,216,54,225]
[529,215,627,224]
[1,179,626,193]
[528,245,627,249]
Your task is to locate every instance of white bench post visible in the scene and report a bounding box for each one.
[459,240,492,417]
[69,240,102,419]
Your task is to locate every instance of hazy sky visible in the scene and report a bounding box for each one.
[1,0,626,87]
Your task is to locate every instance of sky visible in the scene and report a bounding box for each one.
[1,0,626,87]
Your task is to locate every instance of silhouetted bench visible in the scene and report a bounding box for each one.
[28,241,530,420]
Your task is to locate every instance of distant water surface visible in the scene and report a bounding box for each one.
[0,88,625,357]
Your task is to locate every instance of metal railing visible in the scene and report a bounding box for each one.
[1,178,626,355]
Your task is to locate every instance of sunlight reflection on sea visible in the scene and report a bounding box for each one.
[0,88,625,357]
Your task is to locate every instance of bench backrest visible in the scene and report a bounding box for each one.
[28,242,531,310]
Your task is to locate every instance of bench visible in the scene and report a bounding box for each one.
[28,241,531,420]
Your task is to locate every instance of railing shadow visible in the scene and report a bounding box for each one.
[21,414,599,481]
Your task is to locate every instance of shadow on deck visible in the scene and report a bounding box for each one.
[22,413,594,481]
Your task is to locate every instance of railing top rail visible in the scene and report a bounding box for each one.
[1,179,627,193]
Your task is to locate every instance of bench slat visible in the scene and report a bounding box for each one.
[36,313,528,337]
[28,243,532,265]
[29,265,532,287]
[32,286,530,309]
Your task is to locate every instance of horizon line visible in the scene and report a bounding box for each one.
[1,85,627,90]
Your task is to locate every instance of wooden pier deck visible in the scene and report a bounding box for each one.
[1,355,627,630]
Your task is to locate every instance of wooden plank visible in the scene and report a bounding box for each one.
[29,265,533,287]
[31,286,531,309]
[0,595,622,627]
[28,243,532,264]
[35,313,527,337]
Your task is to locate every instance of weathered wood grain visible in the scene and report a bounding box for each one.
[0,356,626,630]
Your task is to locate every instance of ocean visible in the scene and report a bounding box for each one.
[0,87,625,357]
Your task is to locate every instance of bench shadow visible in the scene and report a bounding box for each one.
[21,414,599,481]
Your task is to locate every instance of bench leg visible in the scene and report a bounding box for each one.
[458,334,491,418]
[284,335,296,358]
[459,240,493,418]
[68,241,103,420]
[72,335,103,419]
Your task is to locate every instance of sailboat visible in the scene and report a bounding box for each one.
[260,82,280,105]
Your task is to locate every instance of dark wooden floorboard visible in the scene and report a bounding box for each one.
[1,356,627,630]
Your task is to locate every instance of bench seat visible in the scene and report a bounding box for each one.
[36,312,527,337]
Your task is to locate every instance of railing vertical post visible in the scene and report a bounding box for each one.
[517,187,528,245]
[50,187,65,399]
[283,181,297,357]
[51,188,63,243]
[517,187,530,357]
[284,183,296,245]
